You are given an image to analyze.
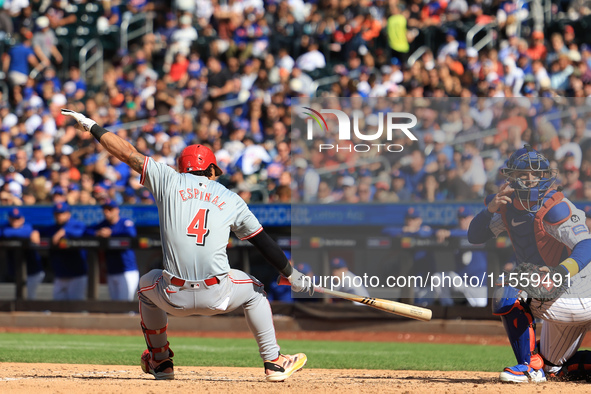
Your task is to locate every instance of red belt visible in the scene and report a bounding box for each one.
[170,276,219,287]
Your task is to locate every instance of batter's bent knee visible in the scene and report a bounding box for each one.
[139,269,163,289]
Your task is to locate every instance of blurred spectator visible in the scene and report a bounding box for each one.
[2,30,40,86]
[32,16,62,70]
[547,33,568,65]
[418,173,445,202]
[235,137,272,176]
[293,158,320,203]
[390,170,411,201]
[555,127,582,168]
[330,257,370,304]
[374,181,398,202]
[295,39,326,72]
[399,149,428,198]
[459,151,486,197]
[40,202,88,301]
[85,200,139,301]
[387,5,410,64]
[561,163,584,200]
[502,57,524,96]
[169,14,198,58]
[1,207,44,299]
[341,176,359,203]
[432,207,487,307]
[383,207,435,306]
[357,182,373,203]
[564,25,576,48]
[527,31,547,61]
[437,29,459,63]
[316,180,336,203]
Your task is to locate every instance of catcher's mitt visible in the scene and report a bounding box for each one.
[504,262,569,301]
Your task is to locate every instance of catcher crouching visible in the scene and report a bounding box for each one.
[468,144,591,383]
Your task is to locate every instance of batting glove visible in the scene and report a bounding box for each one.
[61,109,97,131]
[288,267,314,295]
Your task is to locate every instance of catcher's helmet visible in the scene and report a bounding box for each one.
[177,144,223,176]
[500,144,556,212]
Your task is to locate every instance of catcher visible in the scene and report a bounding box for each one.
[468,144,591,383]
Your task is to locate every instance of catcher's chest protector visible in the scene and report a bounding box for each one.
[532,192,571,267]
[499,191,568,267]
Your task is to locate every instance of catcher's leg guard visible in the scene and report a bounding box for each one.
[492,286,543,370]
[558,351,591,381]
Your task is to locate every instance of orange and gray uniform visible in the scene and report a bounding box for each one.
[137,157,279,361]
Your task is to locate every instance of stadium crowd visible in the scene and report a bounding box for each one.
[0,0,590,208]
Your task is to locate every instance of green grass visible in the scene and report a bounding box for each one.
[0,333,514,372]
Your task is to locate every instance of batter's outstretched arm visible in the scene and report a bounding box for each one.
[92,125,146,174]
[60,109,146,174]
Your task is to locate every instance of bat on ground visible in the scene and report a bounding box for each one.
[277,277,432,322]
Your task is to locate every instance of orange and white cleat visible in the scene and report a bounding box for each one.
[264,353,307,382]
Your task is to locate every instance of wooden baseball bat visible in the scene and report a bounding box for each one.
[278,277,432,322]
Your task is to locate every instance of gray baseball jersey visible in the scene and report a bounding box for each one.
[140,157,263,280]
[137,156,281,363]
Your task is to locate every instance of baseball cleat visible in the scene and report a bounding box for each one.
[264,353,307,382]
[141,349,175,380]
[500,364,546,383]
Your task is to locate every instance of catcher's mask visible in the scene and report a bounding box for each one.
[177,144,223,176]
[500,144,556,212]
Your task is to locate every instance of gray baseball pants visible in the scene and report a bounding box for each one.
[138,269,281,361]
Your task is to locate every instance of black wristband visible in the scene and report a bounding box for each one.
[282,263,294,278]
[90,124,109,142]
[247,230,293,277]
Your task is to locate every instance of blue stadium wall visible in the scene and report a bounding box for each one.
[2,202,591,228]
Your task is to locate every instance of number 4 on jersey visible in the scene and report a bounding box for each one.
[186,208,210,245]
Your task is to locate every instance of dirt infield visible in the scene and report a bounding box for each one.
[2,363,591,393]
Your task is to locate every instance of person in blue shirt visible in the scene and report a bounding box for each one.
[399,150,428,199]
[1,207,44,299]
[432,207,488,306]
[383,207,435,305]
[3,30,40,86]
[86,199,139,301]
[41,202,87,300]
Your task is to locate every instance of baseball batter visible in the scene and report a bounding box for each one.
[468,145,591,383]
[62,109,311,382]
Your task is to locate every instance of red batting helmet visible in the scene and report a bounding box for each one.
[177,144,223,176]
